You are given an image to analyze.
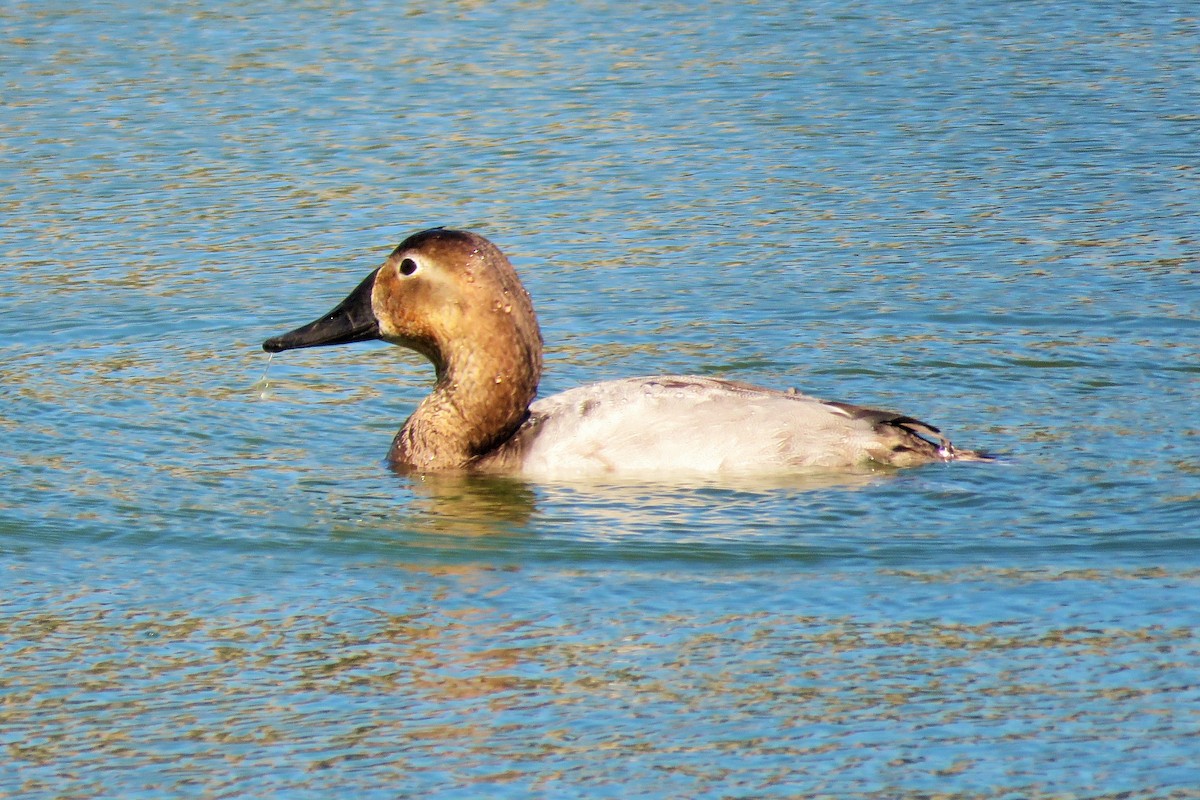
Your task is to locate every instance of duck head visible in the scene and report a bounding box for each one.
[263,228,544,467]
[264,228,541,378]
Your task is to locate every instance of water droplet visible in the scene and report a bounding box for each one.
[254,354,274,400]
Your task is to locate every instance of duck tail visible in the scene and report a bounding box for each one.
[952,447,997,463]
[824,400,996,466]
[886,415,997,464]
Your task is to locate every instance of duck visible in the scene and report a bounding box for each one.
[263,228,990,477]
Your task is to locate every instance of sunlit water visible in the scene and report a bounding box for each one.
[2,1,1199,797]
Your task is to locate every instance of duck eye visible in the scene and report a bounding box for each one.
[398,258,418,277]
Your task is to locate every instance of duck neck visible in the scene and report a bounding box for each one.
[390,335,542,471]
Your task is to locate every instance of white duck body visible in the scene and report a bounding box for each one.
[480,376,962,477]
[263,228,987,476]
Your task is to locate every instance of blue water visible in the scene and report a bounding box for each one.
[2,1,1199,797]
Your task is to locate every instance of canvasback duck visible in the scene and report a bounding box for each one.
[264,228,989,476]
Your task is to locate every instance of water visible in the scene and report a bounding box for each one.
[2,0,1199,797]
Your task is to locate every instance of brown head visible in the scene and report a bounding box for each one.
[264,228,544,468]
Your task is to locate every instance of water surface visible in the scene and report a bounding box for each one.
[2,1,1199,797]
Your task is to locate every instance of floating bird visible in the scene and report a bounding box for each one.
[264,229,988,476]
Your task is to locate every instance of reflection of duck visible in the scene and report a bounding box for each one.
[396,473,538,537]
[265,229,989,476]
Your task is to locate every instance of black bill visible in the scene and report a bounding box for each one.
[263,269,381,353]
